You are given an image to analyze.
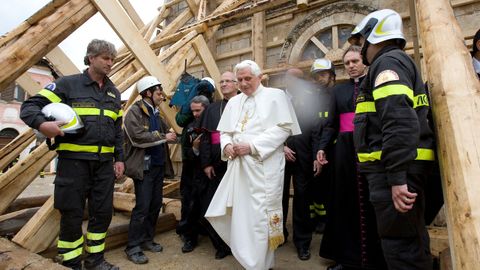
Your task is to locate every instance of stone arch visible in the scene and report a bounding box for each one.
[280,2,375,65]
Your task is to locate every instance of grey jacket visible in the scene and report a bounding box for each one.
[123,100,174,180]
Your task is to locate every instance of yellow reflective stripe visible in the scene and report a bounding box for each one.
[61,114,79,130]
[58,236,84,249]
[38,89,61,103]
[117,110,124,117]
[315,209,327,216]
[317,111,328,118]
[417,148,435,161]
[358,148,435,162]
[413,94,429,108]
[85,243,105,253]
[74,108,119,121]
[61,246,83,261]
[57,143,114,153]
[373,84,414,102]
[103,110,118,121]
[358,151,382,162]
[87,231,107,240]
[355,102,376,114]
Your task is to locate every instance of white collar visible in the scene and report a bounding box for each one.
[143,100,158,114]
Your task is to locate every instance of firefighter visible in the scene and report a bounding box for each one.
[349,9,436,269]
[20,39,123,270]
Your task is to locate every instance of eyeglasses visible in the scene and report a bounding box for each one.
[219,79,236,84]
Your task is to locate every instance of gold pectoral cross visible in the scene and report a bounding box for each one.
[240,112,249,132]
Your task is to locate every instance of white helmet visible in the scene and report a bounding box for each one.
[201,77,215,88]
[41,103,84,133]
[349,9,406,49]
[137,76,162,94]
[311,58,335,75]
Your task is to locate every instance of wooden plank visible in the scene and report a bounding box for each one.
[252,11,266,69]
[0,0,97,91]
[118,0,144,30]
[192,35,223,99]
[163,181,180,196]
[186,0,199,17]
[113,192,136,212]
[0,238,66,270]
[5,195,50,214]
[0,207,39,236]
[416,0,480,269]
[12,196,61,253]
[0,143,57,214]
[428,226,450,257]
[0,129,35,172]
[92,0,174,91]
[45,46,80,76]
[16,73,42,96]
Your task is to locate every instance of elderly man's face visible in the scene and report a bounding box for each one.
[236,68,262,96]
[220,72,238,97]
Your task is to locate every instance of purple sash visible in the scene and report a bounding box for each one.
[339,112,355,132]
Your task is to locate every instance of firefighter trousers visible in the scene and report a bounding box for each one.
[54,158,115,269]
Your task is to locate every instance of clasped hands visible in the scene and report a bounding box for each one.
[224,143,251,160]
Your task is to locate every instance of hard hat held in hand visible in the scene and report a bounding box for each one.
[137,76,162,94]
[41,103,84,133]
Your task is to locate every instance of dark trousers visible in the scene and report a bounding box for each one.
[177,160,199,242]
[126,165,165,253]
[365,172,432,270]
[282,160,314,250]
[54,158,114,269]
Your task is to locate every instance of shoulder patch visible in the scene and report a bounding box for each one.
[107,91,116,98]
[44,83,56,91]
[374,70,399,88]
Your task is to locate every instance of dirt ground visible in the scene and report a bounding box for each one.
[19,175,333,270]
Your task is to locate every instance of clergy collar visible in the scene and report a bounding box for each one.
[473,57,480,75]
[250,84,264,97]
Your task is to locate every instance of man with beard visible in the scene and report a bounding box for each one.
[317,46,386,269]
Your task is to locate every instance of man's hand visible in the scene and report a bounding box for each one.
[233,142,251,156]
[204,166,216,180]
[313,160,322,177]
[165,132,177,142]
[392,184,417,213]
[114,161,125,179]
[224,143,236,160]
[284,146,296,162]
[316,150,328,165]
[38,121,66,138]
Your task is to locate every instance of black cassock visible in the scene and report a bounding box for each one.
[317,78,386,269]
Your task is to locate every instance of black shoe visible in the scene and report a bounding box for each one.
[125,250,148,264]
[182,240,196,253]
[142,241,163,252]
[326,263,344,270]
[297,248,311,260]
[215,248,231,259]
[84,260,120,270]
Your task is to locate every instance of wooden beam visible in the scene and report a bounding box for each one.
[118,0,144,30]
[0,129,35,172]
[0,143,57,215]
[297,0,308,9]
[416,0,480,269]
[0,0,97,91]
[12,196,60,253]
[0,207,39,236]
[5,195,50,214]
[192,35,223,99]
[92,0,174,91]
[0,238,66,270]
[408,0,422,71]
[16,73,42,96]
[45,46,80,76]
[186,0,199,17]
[252,11,266,69]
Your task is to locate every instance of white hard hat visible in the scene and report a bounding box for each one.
[41,103,84,133]
[349,9,406,48]
[137,76,162,94]
[201,77,215,88]
[311,58,335,75]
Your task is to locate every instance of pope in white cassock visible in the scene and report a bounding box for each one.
[205,60,301,270]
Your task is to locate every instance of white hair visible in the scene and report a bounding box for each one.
[234,60,262,76]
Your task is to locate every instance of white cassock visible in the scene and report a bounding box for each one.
[205,85,301,270]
